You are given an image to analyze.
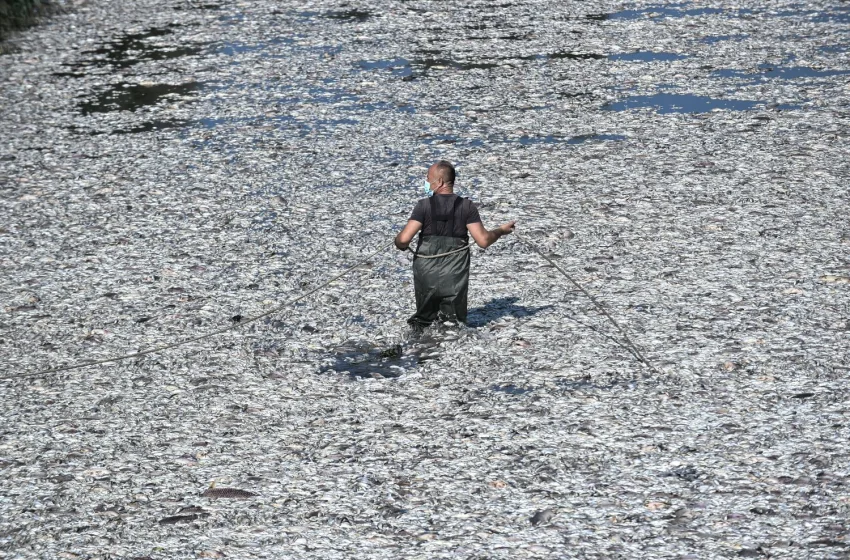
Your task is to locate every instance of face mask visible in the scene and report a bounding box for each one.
[423,179,433,197]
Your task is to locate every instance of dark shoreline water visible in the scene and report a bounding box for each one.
[0,0,57,47]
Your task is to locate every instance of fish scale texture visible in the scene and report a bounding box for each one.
[1,0,849,558]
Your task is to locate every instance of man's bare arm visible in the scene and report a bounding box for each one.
[395,219,423,250]
[467,220,516,249]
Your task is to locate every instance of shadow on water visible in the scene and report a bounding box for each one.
[55,25,203,75]
[79,82,202,115]
[603,93,799,114]
[467,296,553,328]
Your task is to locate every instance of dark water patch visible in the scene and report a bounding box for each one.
[79,82,202,115]
[321,338,439,379]
[359,52,604,81]
[570,133,627,143]
[173,2,221,10]
[605,5,725,20]
[819,44,849,53]
[359,56,499,80]
[298,9,372,22]
[325,9,371,22]
[812,9,850,24]
[769,7,850,23]
[417,57,500,72]
[608,52,687,62]
[604,93,799,114]
[111,119,191,134]
[64,25,202,71]
[516,51,606,62]
[53,70,87,78]
[490,383,533,395]
[547,51,606,61]
[713,64,850,82]
[468,32,531,41]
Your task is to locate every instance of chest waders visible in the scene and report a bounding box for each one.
[409,196,471,327]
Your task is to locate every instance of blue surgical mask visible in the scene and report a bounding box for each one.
[423,179,433,197]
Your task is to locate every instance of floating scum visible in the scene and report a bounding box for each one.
[1,159,658,380]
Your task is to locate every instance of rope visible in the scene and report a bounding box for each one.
[406,243,472,259]
[0,241,394,382]
[514,232,659,374]
[2,232,659,381]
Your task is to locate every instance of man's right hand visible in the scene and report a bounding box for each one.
[499,221,517,235]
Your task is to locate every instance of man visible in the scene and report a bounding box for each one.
[395,160,516,328]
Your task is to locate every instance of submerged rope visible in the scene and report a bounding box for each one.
[3,231,658,381]
[514,232,659,374]
[1,241,394,381]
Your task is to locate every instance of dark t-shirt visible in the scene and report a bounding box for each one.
[410,194,482,241]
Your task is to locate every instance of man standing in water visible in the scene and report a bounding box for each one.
[395,161,516,329]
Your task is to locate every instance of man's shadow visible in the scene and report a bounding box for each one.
[466,296,554,328]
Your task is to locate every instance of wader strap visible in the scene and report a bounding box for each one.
[416,196,466,253]
[429,195,464,237]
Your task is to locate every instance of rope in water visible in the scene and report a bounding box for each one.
[0,241,394,381]
[2,233,657,381]
[514,232,659,374]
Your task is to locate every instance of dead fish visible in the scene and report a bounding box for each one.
[202,487,255,499]
[158,513,202,525]
[530,508,556,525]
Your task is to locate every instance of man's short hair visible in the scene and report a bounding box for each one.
[434,160,456,185]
